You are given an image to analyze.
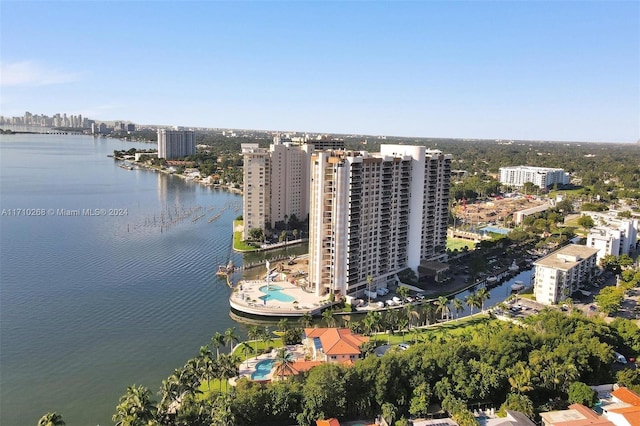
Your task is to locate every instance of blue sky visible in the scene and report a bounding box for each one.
[1,1,638,142]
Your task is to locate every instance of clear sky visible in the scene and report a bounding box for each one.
[1,1,638,142]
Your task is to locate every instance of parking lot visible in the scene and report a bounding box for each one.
[495,271,640,326]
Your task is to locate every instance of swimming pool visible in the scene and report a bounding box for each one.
[480,225,510,235]
[258,284,295,303]
[251,358,276,380]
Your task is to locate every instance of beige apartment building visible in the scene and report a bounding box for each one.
[241,141,312,240]
[157,127,196,159]
[308,145,451,297]
[533,244,599,305]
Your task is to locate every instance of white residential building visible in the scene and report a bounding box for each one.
[587,227,623,265]
[157,127,196,159]
[499,166,569,188]
[308,145,451,297]
[583,211,639,257]
[241,140,313,240]
[533,244,599,305]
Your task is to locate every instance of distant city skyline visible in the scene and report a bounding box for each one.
[1,1,638,143]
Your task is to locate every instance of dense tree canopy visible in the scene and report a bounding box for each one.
[104,310,638,425]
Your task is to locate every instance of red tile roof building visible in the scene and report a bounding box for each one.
[303,328,369,363]
[540,404,615,426]
[603,387,640,426]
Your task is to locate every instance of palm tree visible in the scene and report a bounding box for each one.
[465,293,479,316]
[197,345,214,390]
[397,318,409,342]
[261,326,274,353]
[508,362,534,394]
[277,318,290,345]
[366,275,373,304]
[404,304,419,329]
[322,308,337,328]
[247,325,261,358]
[38,412,65,426]
[180,358,203,400]
[299,311,313,328]
[158,374,181,413]
[211,392,236,425]
[452,298,464,319]
[435,296,450,321]
[476,287,490,312]
[396,285,410,301]
[363,311,381,339]
[423,303,436,326]
[212,358,225,394]
[217,354,239,392]
[277,318,289,333]
[383,309,398,344]
[349,320,363,334]
[223,327,239,352]
[239,341,255,367]
[113,385,158,426]
[210,332,224,359]
[273,347,295,380]
[410,327,422,344]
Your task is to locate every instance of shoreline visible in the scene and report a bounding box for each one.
[116,158,244,193]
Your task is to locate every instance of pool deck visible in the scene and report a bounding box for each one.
[231,344,306,385]
[230,278,333,317]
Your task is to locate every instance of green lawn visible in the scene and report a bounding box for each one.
[447,237,473,252]
[198,379,229,398]
[233,220,259,251]
[562,217,587,236]
[232,339,284,358]
[371,313,492,345]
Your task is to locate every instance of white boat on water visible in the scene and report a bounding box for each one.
[509,260,519,272]
[511,281,525,291]
[486,276,498,283]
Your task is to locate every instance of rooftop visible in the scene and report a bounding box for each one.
[304,328,369,356]
[534,244,599,270]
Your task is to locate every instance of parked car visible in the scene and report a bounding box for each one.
[392,296,402,304]
[398,343,411,351]
[386,300,396,306]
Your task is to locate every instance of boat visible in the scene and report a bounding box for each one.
[508,260,519,272]
[216,260,235,276]
[486,276,498,283]
[511,281,525,291]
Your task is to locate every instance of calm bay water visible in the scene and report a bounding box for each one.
[0,134,249,425]
[0,134,529,425]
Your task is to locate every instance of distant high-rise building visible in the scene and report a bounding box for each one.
[499,166,569,188]
[157,128,196,159]
[308,145,451,297]
[308,137,345,151]
[241,140,313,240]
